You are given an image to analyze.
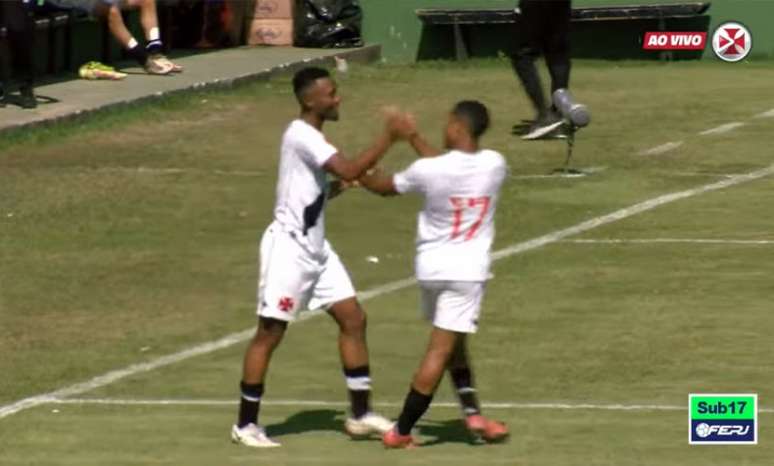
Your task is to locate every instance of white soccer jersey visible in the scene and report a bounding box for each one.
[393,149,507,281]
[273,119,338,256]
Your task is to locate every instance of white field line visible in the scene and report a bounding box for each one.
[3,163,774,421]
[668,172,741,179]
[100,167,265,177]
[699,122,746,136]
[564,238,774,245]
[50,398,774,414]
[492,163,774,260]
[755,108,774,118]
[638,141,683,156]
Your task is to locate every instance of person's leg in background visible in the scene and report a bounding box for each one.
[128,0,183,71]
[1,0,37,109]
[93,0,181,75]
[510,0,547,125]
[511,0,566,139]
[544,0,572,95]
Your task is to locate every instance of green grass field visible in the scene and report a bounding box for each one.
[2,59,773,465]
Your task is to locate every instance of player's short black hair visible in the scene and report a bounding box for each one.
[293,67,331,100]
[452,100,490,139]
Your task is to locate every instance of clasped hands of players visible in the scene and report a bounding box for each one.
[382,105,419,143]
[335,107,437,193]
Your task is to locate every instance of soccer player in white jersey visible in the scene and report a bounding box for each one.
[358,101,510,448]
[231,67,414,448]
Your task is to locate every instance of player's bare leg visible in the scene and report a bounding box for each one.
[448,337,509,443]
[328,297,393,436]
[126,0,183,72]
[242,317,286,386]
[328,297,369,369]
[384,327,459,448]
[413,328,458,393]
[232,317,286,448]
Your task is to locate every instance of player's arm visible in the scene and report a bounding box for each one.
[384,107,439,157]
[323,109,417,181]
[358,168,399,197]
[327,179,358,200]
[322,132,394,182]
[408,132,442,158]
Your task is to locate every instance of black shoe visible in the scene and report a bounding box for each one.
[542,125,568,140]
[0,85,6,108]
[522,112,564,140]
[19,86,37,109]
[511,119,535,136]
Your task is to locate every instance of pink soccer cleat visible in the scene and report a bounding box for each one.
[382,427,416,449]
[465,414,509,443]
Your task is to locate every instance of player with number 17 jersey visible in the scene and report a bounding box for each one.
[358,101,510,448]
[394,149,506,283]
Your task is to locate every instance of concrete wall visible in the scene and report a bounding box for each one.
[360,0,774,62]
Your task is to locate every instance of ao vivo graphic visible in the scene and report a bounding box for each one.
[643,32,707,50]
[643,22,753,61]
[689,394,758,445]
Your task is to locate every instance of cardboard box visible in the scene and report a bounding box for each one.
[254,0,293,19]
[247,19,294,46]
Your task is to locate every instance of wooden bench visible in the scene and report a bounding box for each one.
[416,2,711,60]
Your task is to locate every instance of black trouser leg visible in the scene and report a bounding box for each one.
[511,50,547,119]
[0,1,35,92]
[544,0,572,94]
[512,0,550,119]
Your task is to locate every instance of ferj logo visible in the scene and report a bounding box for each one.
[689,394,757,444]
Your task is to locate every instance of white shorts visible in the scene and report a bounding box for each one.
[257,223,355,322]
[419,281,485,334]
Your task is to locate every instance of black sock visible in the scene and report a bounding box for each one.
[397,387,433,435]
[343,365,371,419]
[127,44,148,66]
[450,367,480,416]
[238,381,263,428]
[146,40,163,55]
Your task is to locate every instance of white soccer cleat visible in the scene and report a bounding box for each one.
[344,412,394,437]
[231,423,281,448]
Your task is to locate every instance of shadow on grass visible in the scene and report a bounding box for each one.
[414,418,481,447]
[266,409,345,438]
[259,410,500,448]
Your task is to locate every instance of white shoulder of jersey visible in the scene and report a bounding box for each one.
[283,119,338,168]
[482,149,508,173]
[481,148,506,162]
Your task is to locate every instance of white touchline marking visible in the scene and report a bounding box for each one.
[564,238,774,245]
[50,398,774,414]
[3,163,774,420]
[668,172,740,179]
[755,108,774,118]
[638,141,683,156]
[699,122,745,136]
[100,167,265,177]
[492,164,774,260]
